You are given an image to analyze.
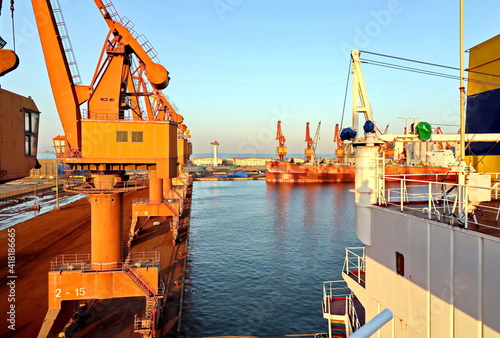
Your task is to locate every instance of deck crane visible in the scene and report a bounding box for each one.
[340,49,381,145]
[351,49,376,137]
[32,1,191,337]
[305,121,321,163]
[276,120,287,161]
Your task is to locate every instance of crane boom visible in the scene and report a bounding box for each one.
[94,0,169,90]
[32,0,186,157]
[351,49,375,134]
[32,0,82,151]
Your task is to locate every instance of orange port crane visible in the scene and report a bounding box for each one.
[276,120,287,161]
[305,122,313,162]
[305,121,321,163]
[333,123,344,163]
[32,1,190,336]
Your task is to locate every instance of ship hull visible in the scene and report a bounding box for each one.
[265,161,453,183]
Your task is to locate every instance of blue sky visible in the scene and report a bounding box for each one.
[1,0,499,155]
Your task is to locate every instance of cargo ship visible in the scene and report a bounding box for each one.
[266,51,458,184]
[266,160,454,183]
[320,11,500,337]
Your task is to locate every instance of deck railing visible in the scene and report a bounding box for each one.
[346,294,362,334]
[50,251,160,272]
[343,247,366,286]
[322,280,351,316]
[383,173,500,230]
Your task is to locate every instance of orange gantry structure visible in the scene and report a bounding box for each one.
[31,1,192,337]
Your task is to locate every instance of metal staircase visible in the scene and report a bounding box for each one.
[123,266,160,335]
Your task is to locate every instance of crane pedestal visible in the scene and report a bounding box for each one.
[90,192,123,270]
[38,171,165,337]
[129,171,190,246]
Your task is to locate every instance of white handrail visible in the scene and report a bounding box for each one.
[349,309,393,337]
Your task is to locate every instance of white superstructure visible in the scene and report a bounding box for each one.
[323,140,500,337]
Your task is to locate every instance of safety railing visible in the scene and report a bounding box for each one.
[346,294,362,334]
[81,109,138,121]
[343,247,366,286]
[132,197,181,205]
[126,251,160,265]
[63,174,149,193]
[50,251,160,272]
[322,280,351,316]
[384,174,500,230]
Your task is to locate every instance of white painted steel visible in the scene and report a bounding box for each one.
[349,309,393,337]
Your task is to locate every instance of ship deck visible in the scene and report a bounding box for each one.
[382,198,500,238]
[0,185,192,337]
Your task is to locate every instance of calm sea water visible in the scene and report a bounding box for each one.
[182,180,362,336]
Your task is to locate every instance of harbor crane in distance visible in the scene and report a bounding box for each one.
[333,124,344,163]
[305,121,321,163]
[32,0,191,336]
[276,120,287,161]
[305,122,313,162]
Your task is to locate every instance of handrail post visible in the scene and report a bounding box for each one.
[463,186,469,229]
[400,179,404,211]
[428,182,432,219]
[357,256,361,283]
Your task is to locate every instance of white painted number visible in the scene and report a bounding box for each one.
[55,289,62,297]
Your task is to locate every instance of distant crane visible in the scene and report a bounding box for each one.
[333,124,344,163]
[276,120,287,161]
[305,121,321,163]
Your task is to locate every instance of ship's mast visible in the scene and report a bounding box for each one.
[458,0,466,222]
[459,0,465,161]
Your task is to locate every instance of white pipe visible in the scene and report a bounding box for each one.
[349,309,393,338]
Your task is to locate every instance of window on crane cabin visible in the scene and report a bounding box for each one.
[116,131,128,142]
[132,131,144,143]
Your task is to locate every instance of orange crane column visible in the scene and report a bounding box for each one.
[149,170,163,204]
[89,175,123,270]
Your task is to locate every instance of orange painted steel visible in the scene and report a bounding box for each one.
[133,201,179,218]
[32,0,82,150]
[31,1,192,335]
[47,267,159,309]
[305,122,314,162]
[275,120,287,161]
[149,170,163,204]
[333,124,344,163]
[89,190,123,270]
[163,178,173,192]
[0,49,19,76]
